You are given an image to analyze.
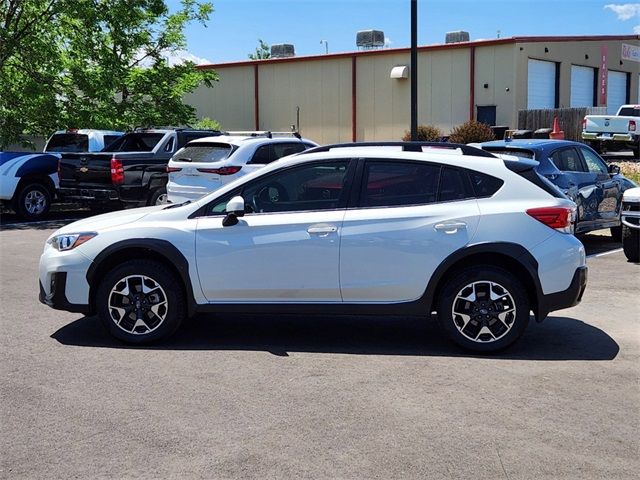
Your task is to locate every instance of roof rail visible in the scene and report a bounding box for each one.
[222,130,302,139]
[300,141,497,158]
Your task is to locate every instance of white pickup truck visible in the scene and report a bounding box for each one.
[582,105,639,158]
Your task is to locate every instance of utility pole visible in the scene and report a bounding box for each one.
[410,0,418,141]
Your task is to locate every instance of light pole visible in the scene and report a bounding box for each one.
[410,0,418,141]
[320,40,328,54]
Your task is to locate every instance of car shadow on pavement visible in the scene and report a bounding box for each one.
[51,314,619,361]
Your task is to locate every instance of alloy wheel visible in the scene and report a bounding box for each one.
[108,275,169,335]
[451,281,516,343]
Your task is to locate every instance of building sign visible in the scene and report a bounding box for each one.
[622,43,640,63]
[599,45,608,105]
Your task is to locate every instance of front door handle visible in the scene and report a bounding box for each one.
[307,225,338,236]
[434,221,467,234]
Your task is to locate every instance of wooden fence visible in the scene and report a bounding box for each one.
[517,107,607,142]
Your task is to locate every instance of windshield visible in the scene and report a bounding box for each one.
[173,144,234,162]
[45,133,89,152]
[102,133,165,152]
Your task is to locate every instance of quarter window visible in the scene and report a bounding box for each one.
[360,161,440,207]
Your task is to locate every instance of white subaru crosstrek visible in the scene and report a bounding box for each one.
[39,142,587,353]
[166,132,317,204]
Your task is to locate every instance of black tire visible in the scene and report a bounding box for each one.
[148,187,168,206]
[13,182,52,220]
[96,260,185,344]
[437,266,530,353]
[610,225,622,243]
[622,225,640,263]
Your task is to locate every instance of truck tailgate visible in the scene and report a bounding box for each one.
[584,116,635,134]
[59,153,113,186]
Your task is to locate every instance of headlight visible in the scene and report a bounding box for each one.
[48,232,97,251]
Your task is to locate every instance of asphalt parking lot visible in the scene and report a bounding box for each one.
[0,215,638,479]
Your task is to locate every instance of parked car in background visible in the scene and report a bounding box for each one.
[166,132,317,204]
[1,129,123,220]
[582,104,640,157]
[39,142,587,353]
[476,139,636,240]
[58,128,221,210]
[621,187,640,262]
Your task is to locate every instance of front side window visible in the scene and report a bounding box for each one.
[580,148,608,174]
[550,148,585,172]
[206,161,351,215]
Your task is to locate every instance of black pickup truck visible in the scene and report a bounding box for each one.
[58,128,220,208]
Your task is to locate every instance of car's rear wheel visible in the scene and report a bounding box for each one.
[96,260,185,344]
[13,182,51,220]
[149,187,168,206]
[437,267,530,353]
[622,225,639,262]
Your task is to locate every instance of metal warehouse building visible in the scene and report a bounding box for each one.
[186,35,639,144]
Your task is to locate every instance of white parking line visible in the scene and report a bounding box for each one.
[587,248,623,259]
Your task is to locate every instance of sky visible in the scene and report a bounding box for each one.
[164,0,640,65]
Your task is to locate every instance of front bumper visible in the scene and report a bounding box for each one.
[39,273,92,315]
[538,266,588,319]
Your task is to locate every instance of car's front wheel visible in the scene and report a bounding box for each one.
[437,267,530,353]
[622,225,639,262]
[96,260,185,344]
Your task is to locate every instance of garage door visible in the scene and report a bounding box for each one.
[607,71,627,114]
[528,59,556,109]
[570,65,595,107]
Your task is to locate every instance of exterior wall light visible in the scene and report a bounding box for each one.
[390,65,409,79]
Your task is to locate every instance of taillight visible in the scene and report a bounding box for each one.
[110,156,124,185]
[196,166,242,175]
[582,117,587,130]
[527,206,574,233]
[166,166,182,173]
[629,120,636,132]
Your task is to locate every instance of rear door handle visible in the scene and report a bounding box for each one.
[307,225,338,236]
[434,222,467,233]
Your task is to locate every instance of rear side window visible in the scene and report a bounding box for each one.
[103,133,165,152]
[361,161,440,207]
[174,144,233,163]
[550,148,585,172]
[249,142,308,164]
[439,167,475,202]
[45,134,89,152]
[469,171,504,197]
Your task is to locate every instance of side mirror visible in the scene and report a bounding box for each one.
[222,195,245,227]
[608,164,620,175]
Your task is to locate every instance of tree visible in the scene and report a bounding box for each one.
[248,39,270,60]
[0,0,218,148]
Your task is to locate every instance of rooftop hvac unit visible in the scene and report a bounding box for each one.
[356,30,385,50]
[445,31,470,44]
[271,44,295,58]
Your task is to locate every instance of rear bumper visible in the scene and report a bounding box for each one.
[538,266,588,319]
[582,132,638,143]
[59,187,120,202]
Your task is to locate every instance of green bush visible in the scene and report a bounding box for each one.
[402,124,443,142]
[193,117,221,131]
[448,120,495,144]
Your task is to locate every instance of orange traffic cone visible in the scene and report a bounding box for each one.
[549,116,565,140]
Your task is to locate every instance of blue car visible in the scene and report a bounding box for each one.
[478,139,635,239]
